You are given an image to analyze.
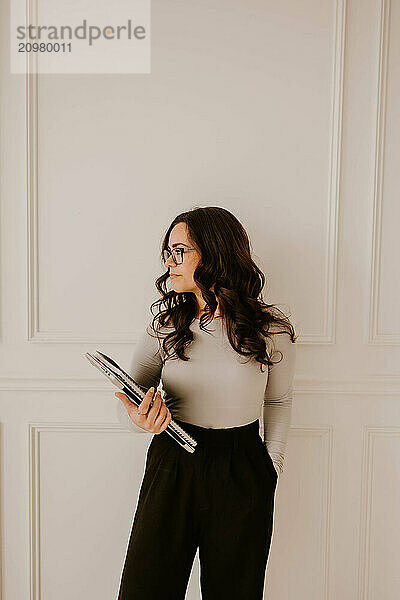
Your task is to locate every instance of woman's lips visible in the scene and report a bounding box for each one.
[170,274,181,277]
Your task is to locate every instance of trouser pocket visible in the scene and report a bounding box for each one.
[258,437,278,484]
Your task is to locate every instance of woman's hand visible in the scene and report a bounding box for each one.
[115,387,172,434]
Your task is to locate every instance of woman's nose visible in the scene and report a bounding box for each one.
[165,256,176,268]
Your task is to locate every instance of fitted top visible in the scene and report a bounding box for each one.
[116,315,296,475]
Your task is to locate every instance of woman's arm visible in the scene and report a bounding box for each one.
[116,319,164,433]
[262,331,297,475]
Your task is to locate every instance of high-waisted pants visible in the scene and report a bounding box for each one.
[117,417,278,600]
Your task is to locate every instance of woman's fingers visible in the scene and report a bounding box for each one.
[153,401,168,427]
[138,386,157,415]
[155,409,172,432]
[115,388,171,433]
[147,390,163,422]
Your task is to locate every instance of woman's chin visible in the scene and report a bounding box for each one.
[171,280,190,293]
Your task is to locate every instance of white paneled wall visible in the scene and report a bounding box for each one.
[1,0,399,598]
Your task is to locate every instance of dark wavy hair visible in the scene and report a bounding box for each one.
[148,206,297,373]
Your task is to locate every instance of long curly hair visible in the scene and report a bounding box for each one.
[148,206,297,373]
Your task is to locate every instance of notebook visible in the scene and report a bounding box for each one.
[85,350,197,453]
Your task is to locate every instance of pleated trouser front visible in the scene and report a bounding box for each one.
[117,417,278,600]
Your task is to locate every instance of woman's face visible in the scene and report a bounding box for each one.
[165,222,201,294]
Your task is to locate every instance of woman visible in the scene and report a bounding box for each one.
[116,206,297,600]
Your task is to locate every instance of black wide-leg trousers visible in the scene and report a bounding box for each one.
[117,417,278,600]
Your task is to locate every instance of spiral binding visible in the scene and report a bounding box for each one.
[92,351,197,449]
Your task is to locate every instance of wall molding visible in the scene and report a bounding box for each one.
[1,376,400,394]
[28,423,332,600]
[368,0,398,345]
[25,0,346,345]
[28,422,139,599]
[357,424,400,600]
[289,427,333,600]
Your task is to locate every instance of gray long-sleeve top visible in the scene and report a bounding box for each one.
[116,315,296,475]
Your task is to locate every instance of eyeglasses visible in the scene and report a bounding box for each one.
[162,247,196,265]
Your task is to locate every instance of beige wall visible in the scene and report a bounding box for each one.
[1,0,399,598]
